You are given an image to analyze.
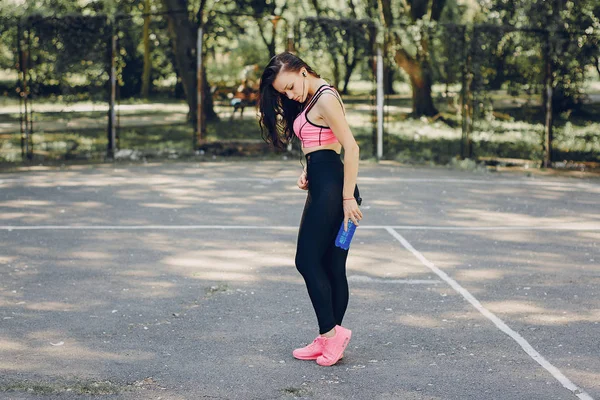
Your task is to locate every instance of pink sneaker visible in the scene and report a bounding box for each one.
[316,325,352,366]
[293,336,324,360]
[292,335,345,361]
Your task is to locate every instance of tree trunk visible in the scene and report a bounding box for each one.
[384,62,395,94]
[395,49,438,116]
[341,59,357,94]
[488,48,507,91]
[254,16,277,58]
[331,54,341,88]
[379,0,445,116]
[310,0,343,89]
[162,0,217,124]
[202,64,217,121]
[411,71,437,116]
[382,33,395,94]
[141,0,151,98]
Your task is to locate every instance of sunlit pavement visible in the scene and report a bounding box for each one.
[1,160,598,399]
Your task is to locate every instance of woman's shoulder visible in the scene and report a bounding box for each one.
[313,87,345,115]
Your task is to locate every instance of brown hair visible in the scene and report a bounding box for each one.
[257,52,320,149]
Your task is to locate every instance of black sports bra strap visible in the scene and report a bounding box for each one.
[322,88,345,114]
[302,84,331,111]
[304,86,344,116]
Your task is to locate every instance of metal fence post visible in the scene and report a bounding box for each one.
[370,24,378,158]
[376,44,384,161]
[107,18,117,159]
[287,18,294,53]
[463,25,474,159]
[16,22,27,160]
[460,25,467,159]
[141,0,151,99]
[543,30,553,168]
[196,25,204,149]
[17,22,33,160]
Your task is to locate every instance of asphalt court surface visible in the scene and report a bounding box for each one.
[0,160,599,399]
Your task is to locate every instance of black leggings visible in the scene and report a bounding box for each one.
[295,149,360,334]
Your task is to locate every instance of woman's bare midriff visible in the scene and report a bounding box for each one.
[302,142,342,155]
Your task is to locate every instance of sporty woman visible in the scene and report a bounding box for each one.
[258,52,362,367]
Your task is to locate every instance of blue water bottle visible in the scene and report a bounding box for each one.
[335,220,357,250]
[335,196,362,250]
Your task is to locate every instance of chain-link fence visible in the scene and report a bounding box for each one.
[201,12,271,156]
[378,23,466,164]
[1,13,598,167]
[113,11,192,159]
[467,25,548,164]
[0,11,197,163]
[0,15,111,162]
[379,23,600,167]
[0,16,21,161]
[294,17,377,153]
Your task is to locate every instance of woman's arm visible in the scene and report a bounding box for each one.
[318,93,359,197]
[318,93,362,229]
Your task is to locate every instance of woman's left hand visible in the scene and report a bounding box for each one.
[343,198,363,231]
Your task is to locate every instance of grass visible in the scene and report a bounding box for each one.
[1,79,599,169]
[0,379,129,395]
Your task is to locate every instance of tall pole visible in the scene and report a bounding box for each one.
[26,27,34,159]
[141,0,151,98]
[543,31,553,168]
[376,45,384,161]
[287,18,294,153]
[287,18,294,53]
[463,26,475,159]
[17,22,27,160]
[196,25,203,148]
[19,26,33,160]
[107,20,117,159]
[460,25,467,159]
[370,25,377,158]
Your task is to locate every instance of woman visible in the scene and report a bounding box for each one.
[258,52,362,367]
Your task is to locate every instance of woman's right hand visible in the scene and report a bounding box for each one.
[297,171,308,190]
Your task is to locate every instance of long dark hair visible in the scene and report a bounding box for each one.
[258,52,320,149]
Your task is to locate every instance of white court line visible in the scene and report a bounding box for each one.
[0,225,297,231]
[385,227,594,400]
[1,224,600,231]
[0,222,595,397]
[1,176,599,190]
[387,225,600,231]
[348,275,441,285]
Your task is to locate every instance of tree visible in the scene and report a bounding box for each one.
[300,16,374,94]
[244,0,289,58]
[141,0,152,98]
[378,0,447,117]
[304,0,373,94]
[481,0,600,111]
[161,0,291,129]
[161,0,217,129]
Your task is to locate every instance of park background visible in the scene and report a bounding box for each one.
[2,2,600,399]
[0,0,599,170]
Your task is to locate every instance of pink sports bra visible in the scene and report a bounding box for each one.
[292,85,345,148]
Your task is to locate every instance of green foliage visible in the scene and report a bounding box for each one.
[299,17,374,58]
[295,17,375,90]
[480,0,600,111]
[430,23,466,85]
[0,17,18,72]
[115,14,178,98]
[1,0,598,166]
[20,14,111,102]
[207,35,269,86]
[202,4,275,86]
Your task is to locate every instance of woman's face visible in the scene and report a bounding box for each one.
[272,69,306,103]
